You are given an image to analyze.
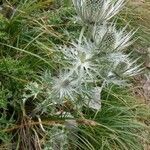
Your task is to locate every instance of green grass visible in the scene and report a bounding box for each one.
[118,1,150,58]
[0,0,150,149]
[78,86,149,150]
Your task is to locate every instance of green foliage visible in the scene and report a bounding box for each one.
[0,86,14,149]
[118,1,150,52]
[79,87,146,150]
[0,0,149,150]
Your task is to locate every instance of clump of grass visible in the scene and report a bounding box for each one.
[79,86,148,150]
[118,0,150,53]
[118,0,150,111]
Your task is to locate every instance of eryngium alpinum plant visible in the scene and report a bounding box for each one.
[19,0,146,149]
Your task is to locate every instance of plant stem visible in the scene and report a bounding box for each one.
[79,26,86,44]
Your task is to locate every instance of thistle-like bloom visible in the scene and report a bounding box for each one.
[72,0,124,25]
[108,52,130,68]
[113,26,136,50]
[92,23,135,51]
[106,52,142,85]
[92,22,109,47]
[52,71,78,100]
[61,39,98,78]
[122,58,143,77]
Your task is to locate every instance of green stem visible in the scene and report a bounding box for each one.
[79,26,86,44]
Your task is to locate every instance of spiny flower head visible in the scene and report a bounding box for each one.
[113,26,136,50]
[72,0,125,25]
[52,71,78,100]
[61,39,98,78]
[106,52,142,85]
[92,23,135,51]
[108,52,130,68]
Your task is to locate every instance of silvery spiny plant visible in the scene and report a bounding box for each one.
[23,0,142,114]
[44,127,69,150]
[72,0,125,25]
[22,1,142,148]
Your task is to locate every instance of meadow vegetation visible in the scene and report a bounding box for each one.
[0,0,150,149]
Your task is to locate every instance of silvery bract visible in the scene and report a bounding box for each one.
[52,71,79,100]
[92,23,135,51]
[72,0,125,25]
[61,39,98,78]
[23,82,43,103]
[46,127,68,150]
[23,0,141,115]
[88,86,102,110]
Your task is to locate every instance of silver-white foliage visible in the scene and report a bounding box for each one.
[21,1,143,149]
[23,82,43,103]
[23,0,141,116]
[59,31,141,86]
[88,86,102,110]
[108,52,142,76]
[52,71,78,100]
[105,53,142,85]
[92,23,135,51]
[72,0,125,25]
[61,39,98,79]
[44,127,68,150]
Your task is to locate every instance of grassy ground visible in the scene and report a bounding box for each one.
[0,0,150,149]
[124,0,150,103]
[120,1,150,149]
